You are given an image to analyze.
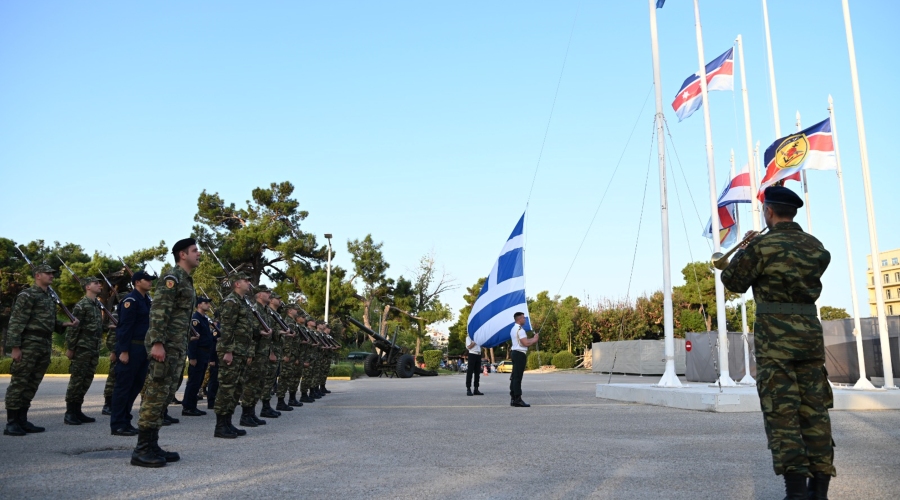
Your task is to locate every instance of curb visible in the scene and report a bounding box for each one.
[327,377,351,381]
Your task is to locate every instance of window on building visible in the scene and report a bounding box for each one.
[872,276,876,285]
[891,305,895,315]
[894,257,900,266]
[889,289,893,299]
[883,259,889,267]
[896,272,900,281]
[886,274,891,284]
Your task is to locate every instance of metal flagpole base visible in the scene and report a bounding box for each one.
[738,374,756,385]
[851,377,878,390]
[656,368,684,388]
[711,375,737,387]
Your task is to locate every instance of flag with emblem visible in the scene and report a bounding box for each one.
[672,47,734,121]
[467,213,531,348]
[758,118,836,200]
[702,165,751,247]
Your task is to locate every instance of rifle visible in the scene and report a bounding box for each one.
[57,257,118,327]
[107,244,135,290]
[196,287,222,336]
[15,246,78,324]
[206,245,271,334]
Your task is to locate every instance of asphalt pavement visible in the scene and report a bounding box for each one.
[0,371,897,499]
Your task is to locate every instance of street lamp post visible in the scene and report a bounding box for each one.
[324,233,333,323]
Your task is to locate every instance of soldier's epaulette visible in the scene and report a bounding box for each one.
[224,297,238,304]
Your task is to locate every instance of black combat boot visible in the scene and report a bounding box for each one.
[473,388,484,396]
[148,428,180,463]
[227,414,247,436]
[131,429,166,468]
[276,398,293,412]
[250,406,267,425]
[783,473,808,500]
[214,414,237,439]
[101,396,112,416]
[239,406,258,428]
[20,407,45,433]
[288,392,302,407]
[64,402,82,426]
[321,384,331,394]
[162,410,179,425]
[467,388,473,396]
[807,473,830,500]
[4,409,26,437]
[299,390,315,403]
[182,407,206,417]
[310,388,322,399]
[75,402,96,423]
[260,400,280,418]
[512,397,530,408]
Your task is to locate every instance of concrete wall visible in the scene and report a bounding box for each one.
[591,339,686,375]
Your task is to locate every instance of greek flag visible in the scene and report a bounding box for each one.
[467,213,532,348]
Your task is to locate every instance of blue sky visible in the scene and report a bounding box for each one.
[2,1,897,329]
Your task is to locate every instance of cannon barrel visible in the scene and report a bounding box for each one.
[345,316,390,344]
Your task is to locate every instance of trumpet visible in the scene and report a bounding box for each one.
[711,227,768,270]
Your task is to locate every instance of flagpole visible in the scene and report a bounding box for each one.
[754,141,762,228]
[693,0,734,386]
[795,111,814,233]
[829,95,876,390]
[735,34,761,232]
[761,0,782,138]
[841,0,894,389]
[648,0,681,388]
[732,150,756,385]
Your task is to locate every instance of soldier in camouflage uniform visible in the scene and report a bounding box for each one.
[238,286,274,427]
[4,264,78,437]
[260,292,288,418]
[213,273,255,439]
[63,276,104,426]
[315,320,331,396]
[131,238,198,468]
[721,186,834,500]
[102,290,127,416]
[277,303,305,409]
[300,317,321,402]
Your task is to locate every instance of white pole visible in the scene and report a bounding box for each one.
[796,111,814,233]
[841,0,894,389]
[732,150,756,385]
[736,35,761,232]
[754,142,762,228]
[325,236,333,323]
[829,95,876,390]
[761,0,781,138]
[693,0,734,386]
[648,0,681,388]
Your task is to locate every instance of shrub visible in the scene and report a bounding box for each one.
[47,356,71,374]
[526,351,554,370]
[0,357,11,374]
[329,362,359,379]
[96,357,110,375]
[423,350,442,371]
[552,351,577,369]
[0,356,121,375]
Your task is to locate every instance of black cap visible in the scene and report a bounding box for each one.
[132,270,157,283]
[172,238,197,256]
[197,296,212,304]
[763,186,804,208]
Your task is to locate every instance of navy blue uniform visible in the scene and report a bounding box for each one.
[110,290,151,431]
[182,312,214,411]
[206,318,220,409]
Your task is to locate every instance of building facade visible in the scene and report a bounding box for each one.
[867,248,900,316]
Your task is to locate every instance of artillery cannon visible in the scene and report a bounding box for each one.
[345,317,436,378]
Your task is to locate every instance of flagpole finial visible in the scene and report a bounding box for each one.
[828,94,834,106]
[796,110,801,120]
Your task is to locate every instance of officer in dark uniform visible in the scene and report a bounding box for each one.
[109,270,155,436]
[182,296,214,416]
[205,310,220,410]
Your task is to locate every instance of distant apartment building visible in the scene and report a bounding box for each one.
[867,248,900,316]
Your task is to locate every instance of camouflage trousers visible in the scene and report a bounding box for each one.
[103,357,117,398]
[169,355,186,405]
[137,349,185,430]
[65,347,99,404]
[276,358,300,397]
[5,335,51,411]
[756,356,836,477]
[214,353,246,415]
[262,358,280,401]
[240,354,267,407]
[300,361,313,392]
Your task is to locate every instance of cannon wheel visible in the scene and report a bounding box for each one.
[364,353,383,377]
[396,354,416,378]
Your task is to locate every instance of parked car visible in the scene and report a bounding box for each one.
[496,360,513,373]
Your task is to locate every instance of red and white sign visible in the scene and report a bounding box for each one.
[685,340,692,352]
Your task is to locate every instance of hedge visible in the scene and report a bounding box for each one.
[329,362,360,379]
[0,356,112,375]
[526,351,554,370]
[423,350,442,371]
[552,351,577,369]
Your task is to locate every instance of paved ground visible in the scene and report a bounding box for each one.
[0,371,897,499]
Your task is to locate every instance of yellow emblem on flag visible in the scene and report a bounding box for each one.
[166,279,175,289]
[123,301,131,309]
[775,133,809,170]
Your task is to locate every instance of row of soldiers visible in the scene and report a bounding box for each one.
[4,238,341,470]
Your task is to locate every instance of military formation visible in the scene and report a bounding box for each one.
[3,238,341,470]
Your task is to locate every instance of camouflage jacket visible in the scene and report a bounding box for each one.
[145,265,196,353]
[267,307,285,356]
[218,291,255,357]
[65,296,103,351]
[283,315,300,358]
[6,285,64,347]
[252,301,273,357]
[721,221,831,361]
